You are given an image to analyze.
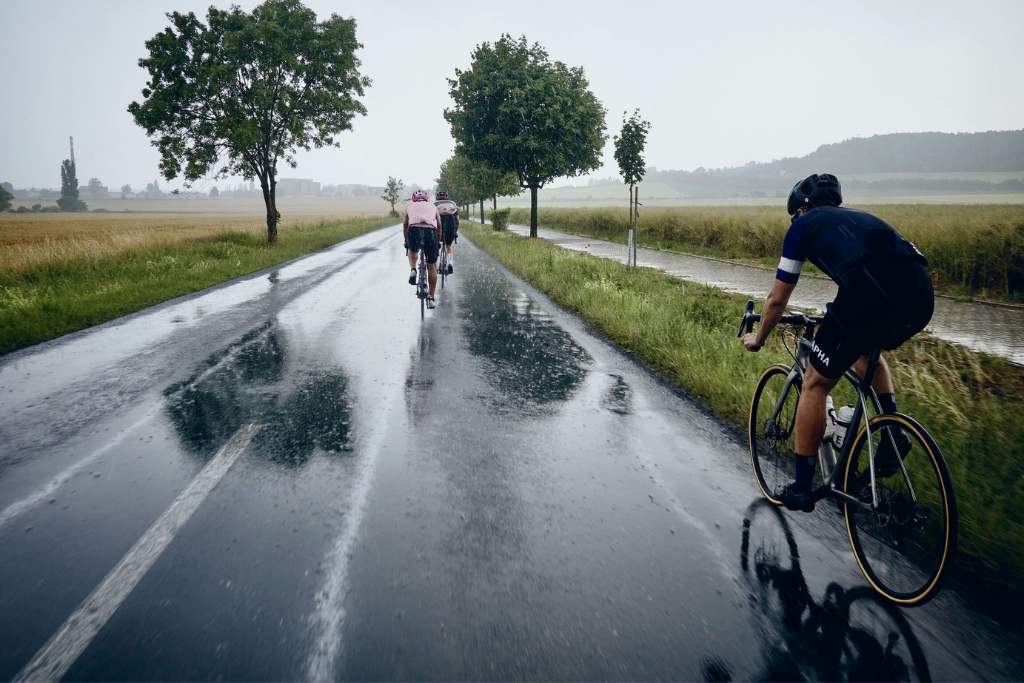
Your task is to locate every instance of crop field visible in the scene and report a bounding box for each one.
[508,204,1024,302]
[0,211,395,353]
[4,195,393,217]
[0,200,393,273]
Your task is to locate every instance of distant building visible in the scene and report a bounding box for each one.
[276,178,321,197]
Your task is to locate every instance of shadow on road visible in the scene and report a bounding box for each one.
[706,498,932,682]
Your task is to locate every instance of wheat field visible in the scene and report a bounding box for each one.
[0,198,393,274]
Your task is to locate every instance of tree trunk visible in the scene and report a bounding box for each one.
[492,194,497,210]
[260,174,279,243]
[480,198,485,224]
[530,185,538,238]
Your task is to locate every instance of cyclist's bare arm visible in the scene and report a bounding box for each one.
[403,213,410,242]
[435,214,443,241]
[454,214,460,233]
[742,278,796,351]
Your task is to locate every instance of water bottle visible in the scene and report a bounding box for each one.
[824,396,837,441]
[833,405,855,450]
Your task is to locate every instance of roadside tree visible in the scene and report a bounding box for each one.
[0,184,13,212]
[381,176,404,217]
[57,159,87,212]
[445,34,606,236]
[128,0,370,242]
[209,186,220,198]
[614,109,651,268]
[121,183,132,199]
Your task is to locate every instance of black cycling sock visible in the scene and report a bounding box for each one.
[878,393,897,415]
[794,454,817,494]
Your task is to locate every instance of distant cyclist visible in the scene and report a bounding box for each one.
[404,189,443,309]
[740,174,932,512]
[434,191,459,274]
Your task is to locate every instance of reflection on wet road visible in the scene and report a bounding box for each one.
[509,223,1024,364]
[0,226,1022,681]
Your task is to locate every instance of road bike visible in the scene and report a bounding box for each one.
[415,249,428,320]
[739,300,957,606]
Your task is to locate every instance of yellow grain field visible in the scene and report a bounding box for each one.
[0,196,393,274]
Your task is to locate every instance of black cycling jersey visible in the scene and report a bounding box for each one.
[777,206,927,287]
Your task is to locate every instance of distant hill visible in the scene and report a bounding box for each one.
[753,129,1024,175]
[630,129,1024,197]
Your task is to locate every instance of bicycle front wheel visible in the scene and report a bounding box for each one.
[749,364,800,506]
[842,413,957,606]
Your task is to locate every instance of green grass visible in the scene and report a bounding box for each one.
[509,205,1024,303]
[0,216,392,354]
[464,220,1024,625]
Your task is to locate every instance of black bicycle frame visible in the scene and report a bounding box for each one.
[770,328,886,512]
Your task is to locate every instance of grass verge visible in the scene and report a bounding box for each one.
[464,220,1024,627]
[508,205,1024,303]
[0,216,392,354]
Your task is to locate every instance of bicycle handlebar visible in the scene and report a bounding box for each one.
[737,299,824,338]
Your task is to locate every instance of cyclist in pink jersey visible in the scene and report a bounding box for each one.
[403,189,443,308]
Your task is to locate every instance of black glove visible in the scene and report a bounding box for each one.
[403,241,408,250]
[455,234,458,244]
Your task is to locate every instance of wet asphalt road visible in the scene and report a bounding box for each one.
[1,226,1022,681]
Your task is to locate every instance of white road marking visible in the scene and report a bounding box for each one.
[13,423,261,683]
[303,392,398,681]
[0,409,160,531]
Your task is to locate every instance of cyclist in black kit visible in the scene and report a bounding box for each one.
[741,174,933,512]
[434,191,459,274]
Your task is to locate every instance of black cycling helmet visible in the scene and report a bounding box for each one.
[787,173,843,216]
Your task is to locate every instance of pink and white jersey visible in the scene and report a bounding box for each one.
[405,201,440,228]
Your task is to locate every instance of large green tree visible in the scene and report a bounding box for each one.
[0,184,13,212]
[445,34,606,236]
[128,0,369,242]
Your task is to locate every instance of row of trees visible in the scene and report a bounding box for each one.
[444,35,651,237]
[435,154,520,220]
[124,2,649,243]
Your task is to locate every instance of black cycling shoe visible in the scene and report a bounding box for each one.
[448,263,454,275]
[874,426,912,479]
[408,268,416,286]
[779,483,816,513]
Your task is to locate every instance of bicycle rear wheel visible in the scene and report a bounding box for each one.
[842,414,957,606]
[749,364,800,506]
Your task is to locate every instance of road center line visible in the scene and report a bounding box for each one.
[13,423,261,683]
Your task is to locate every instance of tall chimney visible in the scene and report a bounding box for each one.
[69,136,75,165]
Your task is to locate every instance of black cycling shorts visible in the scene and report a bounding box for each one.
[809,261,933,379]
[441,215,457,245]
[407,226,439,264]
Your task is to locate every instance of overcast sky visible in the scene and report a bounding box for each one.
[2,0,1022,191]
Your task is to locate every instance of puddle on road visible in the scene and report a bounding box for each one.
[458,267,591,412]
[164,322,353,467]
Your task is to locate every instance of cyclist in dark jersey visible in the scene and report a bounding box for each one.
[741,174,933,512]
[434,191,459,274]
